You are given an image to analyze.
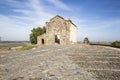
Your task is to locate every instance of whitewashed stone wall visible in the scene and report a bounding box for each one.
[69,23,77,43]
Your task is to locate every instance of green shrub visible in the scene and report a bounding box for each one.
[30,27,46,44]
[20,45,37,50]
[84,37,89,44]
[112,41,120,47]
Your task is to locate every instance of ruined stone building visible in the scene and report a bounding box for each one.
[37,15,77,45]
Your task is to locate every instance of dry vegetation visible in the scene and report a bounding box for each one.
[0,42,35,52]
[0,42,25,51]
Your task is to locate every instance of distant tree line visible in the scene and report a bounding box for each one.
[83,37,120,48]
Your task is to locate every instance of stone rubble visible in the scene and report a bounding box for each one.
[0,44,120,80]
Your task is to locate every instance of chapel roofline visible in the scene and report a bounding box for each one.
[67,19,77,27]
[50,15,65,21]
[49,15,77,27]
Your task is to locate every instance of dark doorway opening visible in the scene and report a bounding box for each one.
[41,39,44,44]
[55,35,60,44]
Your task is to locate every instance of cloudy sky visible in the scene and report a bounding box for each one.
[0,0,120,42]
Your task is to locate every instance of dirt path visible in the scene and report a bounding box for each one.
[0,45,120,80]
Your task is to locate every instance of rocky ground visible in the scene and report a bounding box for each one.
[0,44,120,80]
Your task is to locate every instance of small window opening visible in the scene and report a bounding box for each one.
[55,35,60,44]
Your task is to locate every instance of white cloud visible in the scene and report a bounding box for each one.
[0,0,27,9]
[0,0,71,41]
[0,15,31,41]
[11,0,56,25]
[75,18,120,30]
[70,17,120,42]
[47,0,71,11]
[0,0,55,41]
[0,0,119,41]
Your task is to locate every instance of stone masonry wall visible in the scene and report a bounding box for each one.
[46,16,70,45]
[37,34,46,45]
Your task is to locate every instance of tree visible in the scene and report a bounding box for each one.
[84,37,89,44]
[43,26,46,33]
[30,27,46,44]
[112,41,120,47]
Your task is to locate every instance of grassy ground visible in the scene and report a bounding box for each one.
[0,47,11,51]
[0,42,35,52]
[20,45,37,50]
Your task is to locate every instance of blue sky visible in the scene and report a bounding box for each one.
[0,0,120,42]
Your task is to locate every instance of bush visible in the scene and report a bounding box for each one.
[84,37,89,44]
[20,45,37,50]
[112,41,120,47]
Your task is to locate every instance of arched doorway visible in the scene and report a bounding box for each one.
[41,39,44,44]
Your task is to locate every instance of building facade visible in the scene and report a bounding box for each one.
[37,15,77,45]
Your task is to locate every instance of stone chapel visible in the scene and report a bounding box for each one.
[37,15,77,45]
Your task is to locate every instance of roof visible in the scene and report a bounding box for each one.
[50,15,77,27]
[67,19,77,27]
[50,15,65,21]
